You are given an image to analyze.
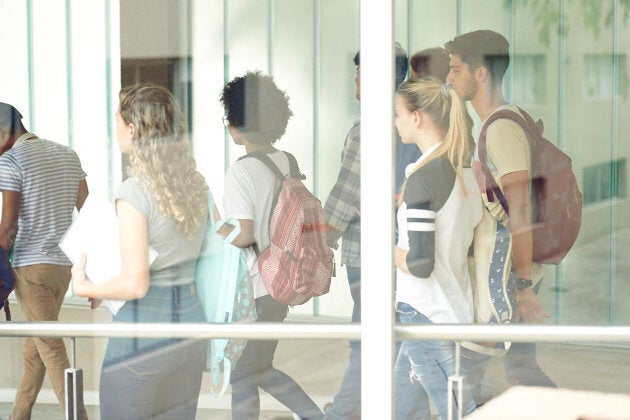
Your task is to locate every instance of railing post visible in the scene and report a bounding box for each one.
[65,337,84,420]
[447,341,464,420]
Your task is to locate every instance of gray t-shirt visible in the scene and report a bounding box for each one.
[115,177,207,287]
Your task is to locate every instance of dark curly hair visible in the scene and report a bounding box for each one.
[220,71,293,145]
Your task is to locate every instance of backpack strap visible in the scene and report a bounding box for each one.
[238,151,307,181]
[283,152,307,180]
[240,151,286,180]
[237,151,306,255]
[477,107,541,216]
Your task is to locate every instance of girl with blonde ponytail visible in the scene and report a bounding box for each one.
[72,84,212,419]
[393,76,482,419]
[396,77,475,204]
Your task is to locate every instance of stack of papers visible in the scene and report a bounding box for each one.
[59,193,157,315]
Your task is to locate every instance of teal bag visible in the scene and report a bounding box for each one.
[194,192,257,396]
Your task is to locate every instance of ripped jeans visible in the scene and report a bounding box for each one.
[394,303,476,420]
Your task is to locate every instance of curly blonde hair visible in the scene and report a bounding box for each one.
[118,84,208,239]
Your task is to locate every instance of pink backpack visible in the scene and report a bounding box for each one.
[240,151,334,305]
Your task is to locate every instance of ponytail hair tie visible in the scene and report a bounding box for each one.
[441,82,452,99]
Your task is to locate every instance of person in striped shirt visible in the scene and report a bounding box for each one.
[0,102,89,420]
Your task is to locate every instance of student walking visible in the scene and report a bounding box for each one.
[393,77,482,419]
[0,102,89,420]
[220,71,323,420]
[445,30,557,404]
[72,84,209,419]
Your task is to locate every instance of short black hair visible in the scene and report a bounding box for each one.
[445,30,510,85]
[352,42,409,88]
[0,102,24,135]
[220,71,293,145]
[394,43,409,89]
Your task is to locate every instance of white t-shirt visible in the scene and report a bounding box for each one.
[223,151,290,298]
[396,145,482,324]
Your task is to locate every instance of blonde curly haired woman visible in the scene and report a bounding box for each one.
[72,84,213,419]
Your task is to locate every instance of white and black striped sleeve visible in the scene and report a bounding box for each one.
[404,157,456,278]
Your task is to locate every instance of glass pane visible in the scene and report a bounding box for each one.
[1,0,630,418]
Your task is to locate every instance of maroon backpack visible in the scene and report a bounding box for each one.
[477,107,582,264]
[239,151,334,305]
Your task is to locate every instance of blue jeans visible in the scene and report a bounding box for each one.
[395,303,475,420]
[231,295,323,420]
[324,266,361,420]
[100,284,207,420]
[395,345,431,420]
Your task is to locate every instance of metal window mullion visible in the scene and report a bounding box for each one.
[456,0,462,36]
[223,0,230,172]
[506,0,513,102]
[27,0,35,130]
[556,0,567,322]
[609,0,620,323]
[360,1,396,419]
[312,0,320,199]
[185,0,193,137]
[267,0,274,76]
[104,0,113,198]
[312,0,321,317]
[406,0,413,56]
[65,0,74,149]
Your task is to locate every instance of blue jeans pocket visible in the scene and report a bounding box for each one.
[396,302,432,324]
[118,345,170,376]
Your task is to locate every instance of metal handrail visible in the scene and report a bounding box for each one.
[2,322,630,343]
[4,322,630,420]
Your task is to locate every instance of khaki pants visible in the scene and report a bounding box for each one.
[9,264,86,420]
